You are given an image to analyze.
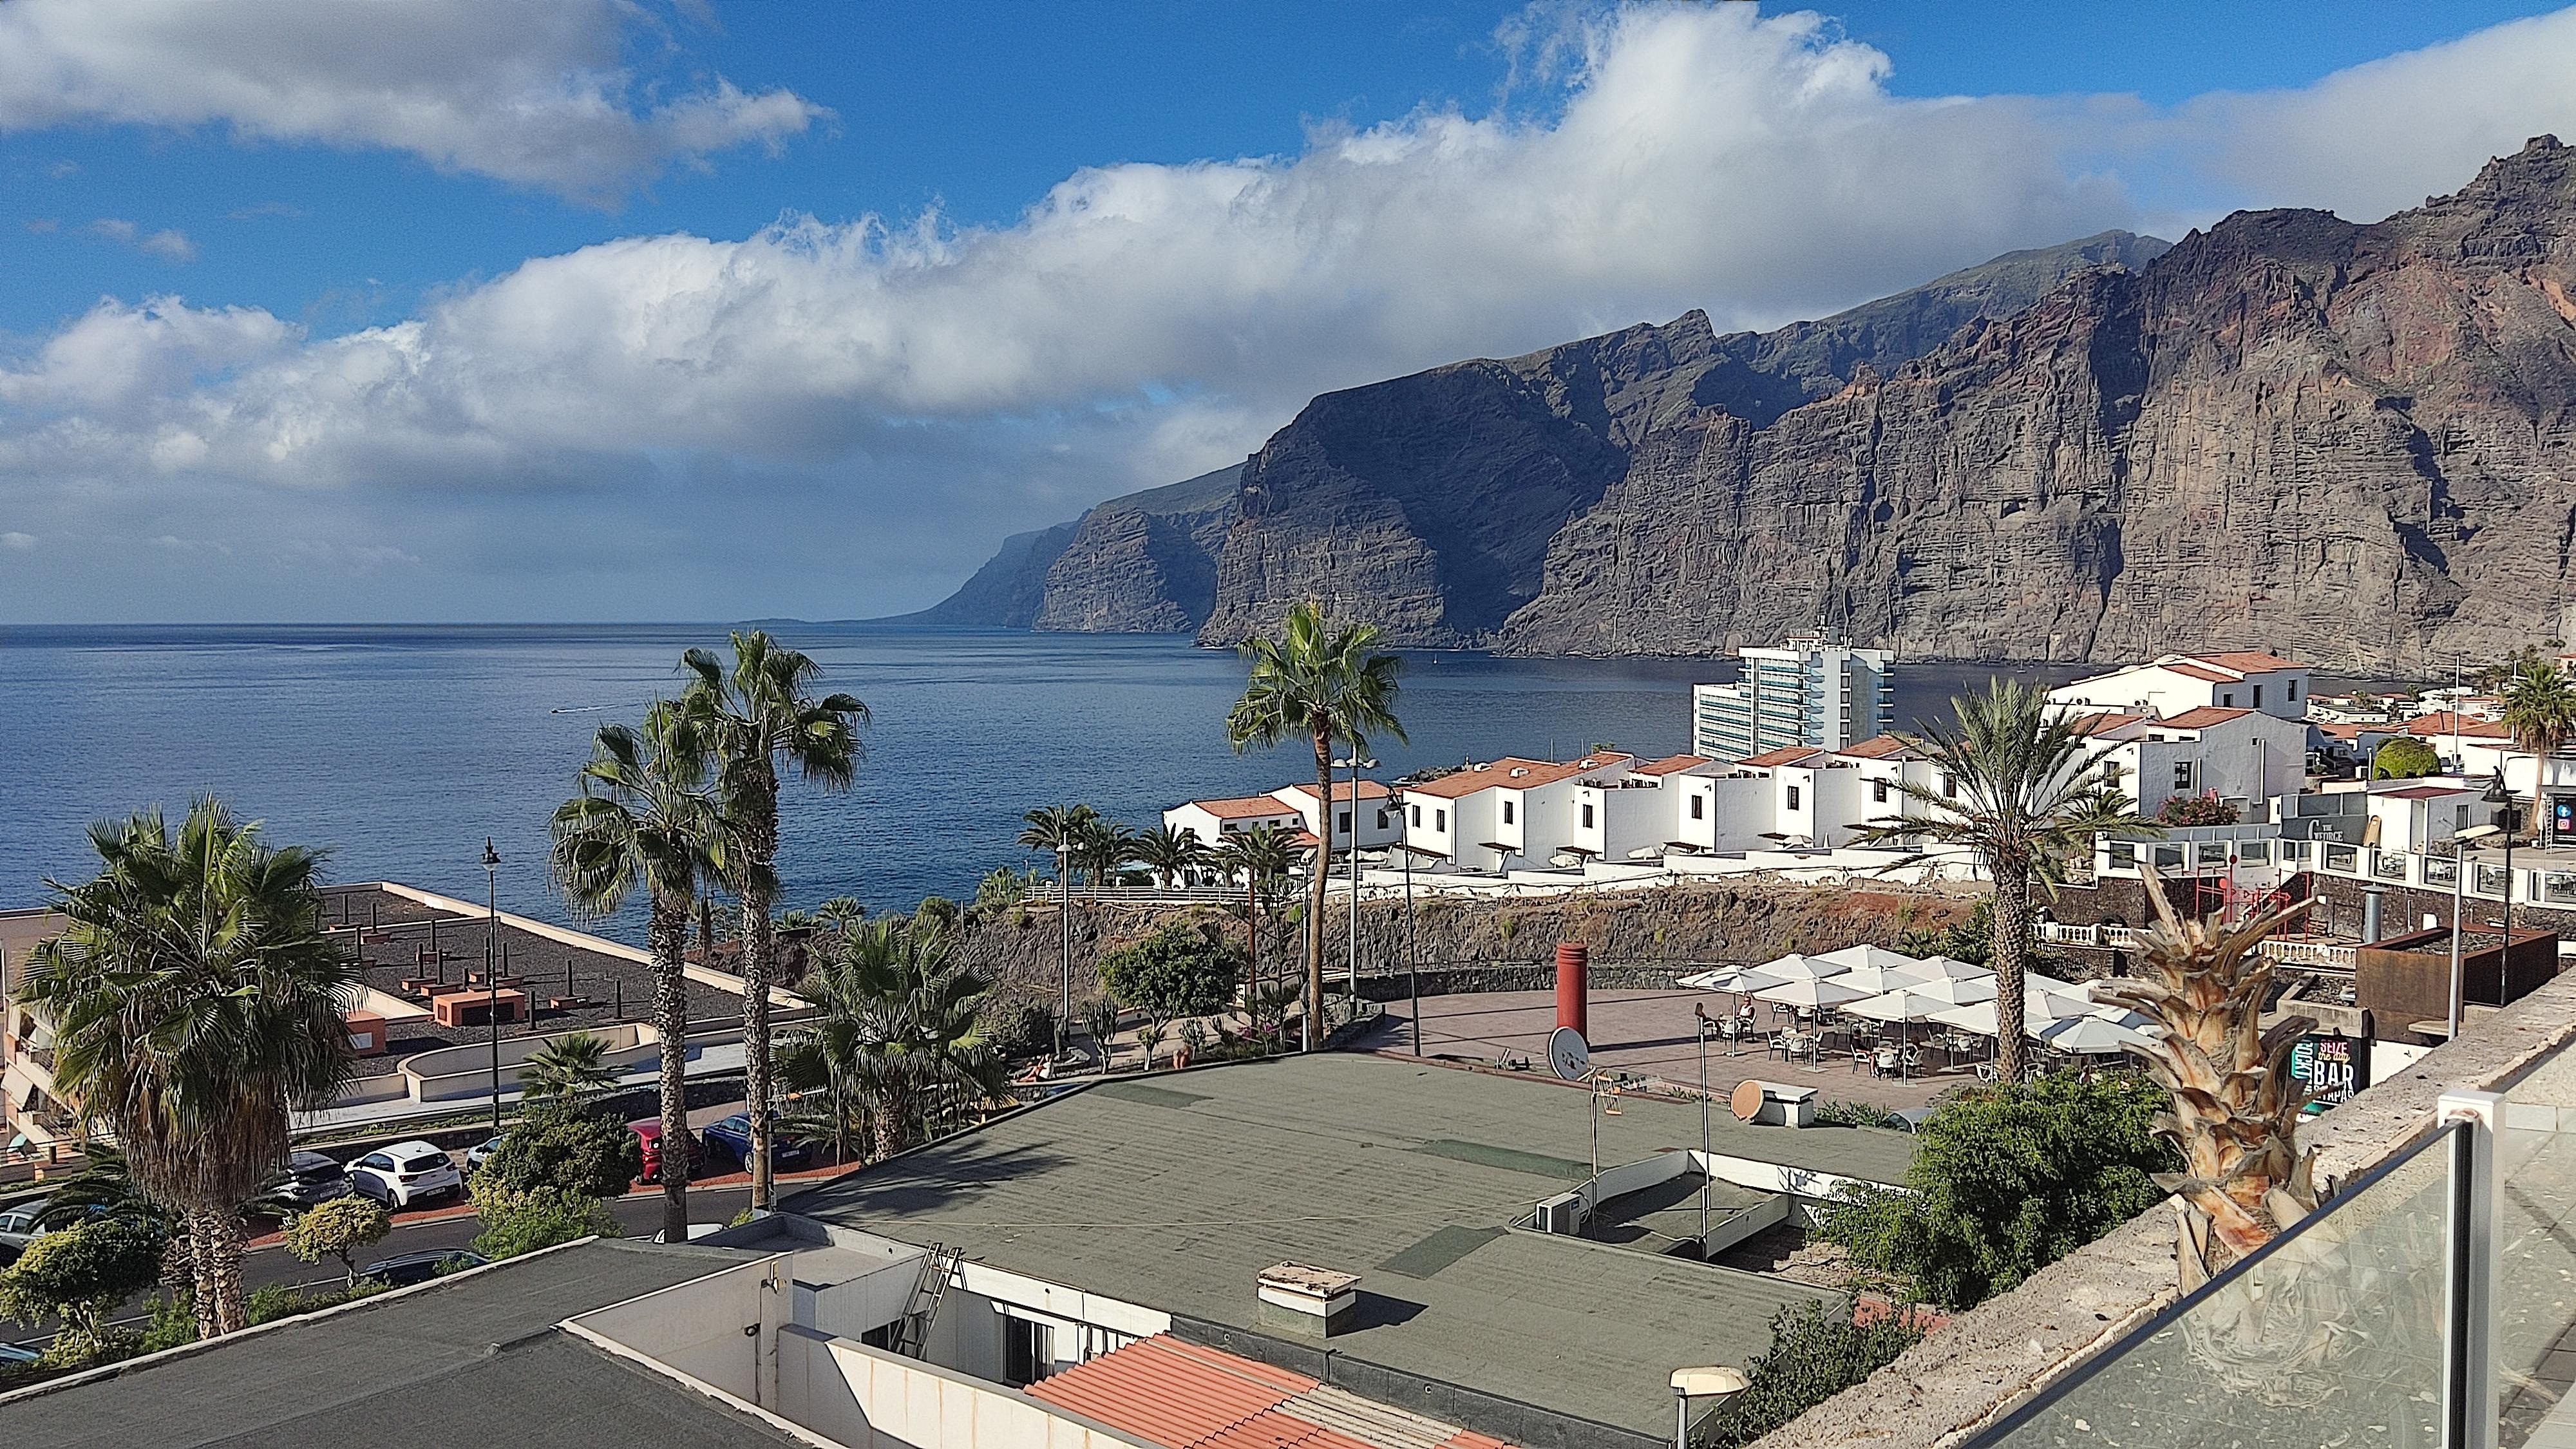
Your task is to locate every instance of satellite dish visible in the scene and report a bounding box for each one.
[1547,1026,1592,1082]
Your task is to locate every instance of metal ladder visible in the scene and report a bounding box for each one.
[887,1244,964,1358]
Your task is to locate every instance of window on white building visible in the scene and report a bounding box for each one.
[1581,803,1595,828]
[2253,685,2264,708]
[2222,691,2235,706]
[1502,800,1515,825]
[1410,804,1421,827]
[1690,795,1705,820]
[2172,761,2193,791]
[2289,680,2299,701]
[1337,810,1351,835]
[1375,809,1388,830]
[1940,775,1956,799]
[1436,808,1447,832]
[1786,785,1802,811]
[1871,779,1888,804]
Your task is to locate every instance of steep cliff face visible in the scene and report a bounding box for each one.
[925,142,2576,671]
[1032,466,1238,632]
[1500,138,2576,671]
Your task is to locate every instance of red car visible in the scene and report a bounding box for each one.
[627,1118,706,1184]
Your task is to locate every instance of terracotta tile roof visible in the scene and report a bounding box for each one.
[2157,705,2253,729]
[1737,745,1828,768]
[1833,735,1917,761]
[2154,661,2235,683]
[1400,755,1629,797]
[1189,795,1302,820]
[1276,780,1394,803]
[2403,712,2510,740]
[1631,753,1714,775]
[1029,1336,1499,1449]
[2067,711,2150,737]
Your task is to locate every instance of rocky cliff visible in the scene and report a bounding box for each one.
[924,140,2576,672]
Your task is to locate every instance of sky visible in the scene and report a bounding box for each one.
[3,1,2575,623]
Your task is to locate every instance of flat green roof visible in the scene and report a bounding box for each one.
[788,1053,1915,1442]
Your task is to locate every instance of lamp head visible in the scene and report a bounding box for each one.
[2484,768,2514,806]
[481,837,499,871]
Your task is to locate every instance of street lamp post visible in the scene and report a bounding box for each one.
[1332,754,1376,1024]
[482,838,502,1138]
[1692,1005,1712,1252]
[1056,841,1073,1063]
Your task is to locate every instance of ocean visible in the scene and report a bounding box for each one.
[0,624,2076,936]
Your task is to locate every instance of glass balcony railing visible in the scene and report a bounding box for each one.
[1966,1033,2576,1449]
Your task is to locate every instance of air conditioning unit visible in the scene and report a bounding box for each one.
[1534,1191,1584,1235]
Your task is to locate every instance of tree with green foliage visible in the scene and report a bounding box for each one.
[1852,680,2150,1083]
[21,800,359,1339]
[0,1216,167,1358]
[477,1103,647,1200]
[1133,824,1210,889]
[469,1181,620,1260]
[2371,735,2441,779]
[683,630,868,1212]
[1226,600,1407,1048]
[1817,1072,2177,1309]
[551,698,730,1245]
[2503,659,2576,833]
[1693,1299,1926,1449]
[1097,923,1247,1022]
[780,916,1006,1160]
[1214,822,1296,1029]
[520,1030,620,1102]
[282,1197,391,1287]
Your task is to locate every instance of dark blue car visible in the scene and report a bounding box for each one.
[701,1113,811,1171]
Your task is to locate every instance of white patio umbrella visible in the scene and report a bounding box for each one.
[1930,992,2092,1039]
[1677,966,1788,994]
[1844,989,1954,1024]
[1753,977,1872,1011]
[1753,952,1850,981]
[2038,1013,2155,1056]
[2020,971,2092,998]
[1810,944,1924,974]
[1897,972,1998,1006]
[1907,954,1988,980]
[1830,963,1933,996]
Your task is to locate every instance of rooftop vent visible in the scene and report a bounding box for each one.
[1256,1262,1361,1338]
[1510,767,1528,777]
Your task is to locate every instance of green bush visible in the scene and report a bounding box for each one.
[0,1215,167,1346]
[2372,736,2441,779]
[1812,1099,1906,1130]
[282,1197,392,1285]
[476,1103,644,1200]
[1816,1072,2174,1309]
[246,1278,389,1326]
[137,1290,196,1352]
[1096,923,1245,1021]
[469,1181,619,1261]
[1693,1300,1926,1449]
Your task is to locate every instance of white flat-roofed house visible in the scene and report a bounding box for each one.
[1399,753,1633,871]
[2049,651,2311,723]
[1731,746,1871,849]
[1613,754,1768,857]
[2364,781,2485,855]
[2058,706,2306,819]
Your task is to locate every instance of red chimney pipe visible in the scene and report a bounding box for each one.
[1555,942,1589,1037]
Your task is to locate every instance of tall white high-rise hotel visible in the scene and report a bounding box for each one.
[1691,634,1895,763]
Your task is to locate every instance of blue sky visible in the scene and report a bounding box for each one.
[3,1,2574,622]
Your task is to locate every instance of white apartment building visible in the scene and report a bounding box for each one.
[2068,706,2309,817]
[2049,650,2311,723]
[1398,753,1634,871]
[1690,634,1894,763]
[1162,780,1399,853]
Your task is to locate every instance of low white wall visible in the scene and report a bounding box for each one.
[779,1327,1159,1449]
[804,1254,925,1341]
[1701,1192,1794,1255]
[399,1022,662,1104]
[573,1255,787,1405]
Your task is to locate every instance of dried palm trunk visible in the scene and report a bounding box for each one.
[2092,866,2323,1291]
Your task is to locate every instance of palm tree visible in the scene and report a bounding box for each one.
[683,630,868,1211]
[520,1030,618,1103]
[782,918,1006,1159]
[1851,679,2149,1083]
[1133,824,1208,889]
[1070,815,1138,890]
[1018,804,1097,864]
[1215,822,1294,1029]
[550,700,728,1245]
[21,799,359,1338]
[1226,600,1407,1048]
[2501,659,2576,838]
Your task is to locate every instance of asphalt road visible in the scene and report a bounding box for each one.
[3,1183,758,1352]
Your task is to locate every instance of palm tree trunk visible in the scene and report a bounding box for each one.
[1307,726,1333,1050]
[187,1218,220,1341]
[741,784,780,1211]
[194,1208,247,1335]
[1245,875,1259,1039]
[1992,864,2032,1084]
[649,894,693,1245]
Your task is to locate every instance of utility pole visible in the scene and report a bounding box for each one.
[1056,842,1072,1064]
[482,838,502,1138]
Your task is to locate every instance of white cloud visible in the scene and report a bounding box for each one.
[4,2,2575,620]
[0,0,826,202]
[1,531,34,550]
[87,217,195,261]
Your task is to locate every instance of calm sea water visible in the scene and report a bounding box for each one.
[0,624,2075,938]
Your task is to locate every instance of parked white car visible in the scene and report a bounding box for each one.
[347,1141,463,1208]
